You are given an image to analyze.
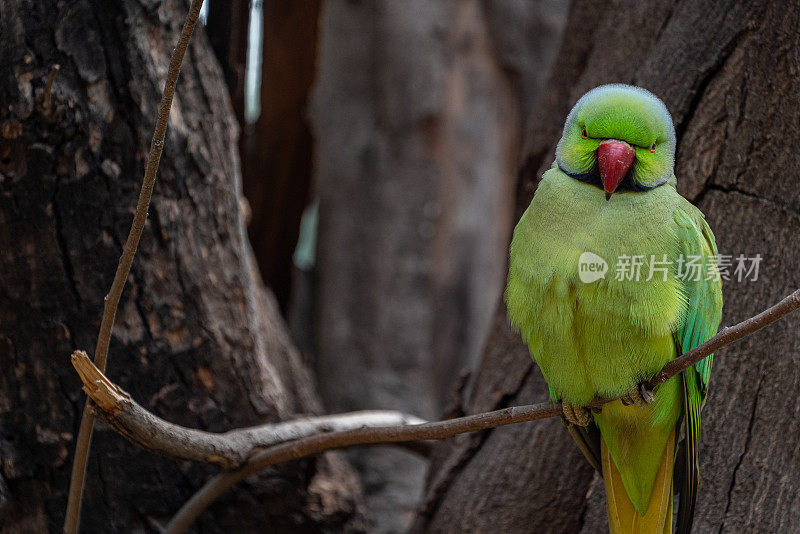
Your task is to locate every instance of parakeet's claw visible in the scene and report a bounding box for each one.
[562,402,591,426]
[621,382,655,408]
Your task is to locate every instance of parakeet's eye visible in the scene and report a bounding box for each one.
[649,141,657,153]
[580,126,589,140]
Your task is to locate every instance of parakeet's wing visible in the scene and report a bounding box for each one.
[672,199,723,534]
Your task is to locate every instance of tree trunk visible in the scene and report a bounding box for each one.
[311,3,446,529]
[311,1,565,531]
[417,0,800,532]
[241,0,321,313]
[0,1,364,532]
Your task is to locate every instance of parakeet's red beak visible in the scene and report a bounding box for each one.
[597,139,635,200]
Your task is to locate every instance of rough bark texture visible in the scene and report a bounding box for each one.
[416,1,800,532]
[311,1,566,531]
[0,1,364,532]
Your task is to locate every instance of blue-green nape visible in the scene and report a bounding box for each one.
[556,84,677,190]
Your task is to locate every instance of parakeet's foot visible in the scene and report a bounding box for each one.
[562,402,591,426]
[620,382,655,408]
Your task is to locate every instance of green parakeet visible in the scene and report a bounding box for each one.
[505,84,722,533]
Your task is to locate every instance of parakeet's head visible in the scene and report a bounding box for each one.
[555,84,676,200]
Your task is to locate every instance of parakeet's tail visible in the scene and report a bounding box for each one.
[602,428,675,534]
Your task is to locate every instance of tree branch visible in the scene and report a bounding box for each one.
[72,350,427,469]
[164,290,800,533]
[63,1,205,532]
[68,287,800,533]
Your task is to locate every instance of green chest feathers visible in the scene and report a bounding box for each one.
[505,170,687,403]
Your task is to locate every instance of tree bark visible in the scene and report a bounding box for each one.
[311,4,447,529]
[0,1,364,532]
[417,0,800,532]
[311,1,566,531]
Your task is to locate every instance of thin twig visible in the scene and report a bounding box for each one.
[162,288,800,533]
[63,1,205,532]
[647,288,800,388]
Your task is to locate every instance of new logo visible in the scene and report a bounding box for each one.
[578,252,608,283]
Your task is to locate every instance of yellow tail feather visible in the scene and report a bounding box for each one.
[603,429,675,534]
